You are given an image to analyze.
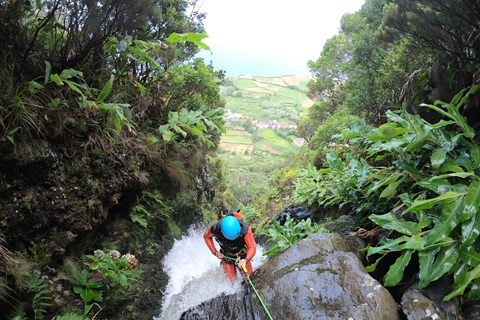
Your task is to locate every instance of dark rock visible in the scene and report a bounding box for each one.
[183,232,399,319]
[401,290,447,320]
[324,216,357,235]
[400,276,462,320]
[276,202,314,225]
[463,299,480,320]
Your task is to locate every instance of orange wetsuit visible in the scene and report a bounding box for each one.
[204,212,256,281]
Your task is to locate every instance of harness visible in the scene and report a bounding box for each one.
[221,248,247,265]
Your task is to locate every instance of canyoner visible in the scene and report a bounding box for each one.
[203,209,256,281]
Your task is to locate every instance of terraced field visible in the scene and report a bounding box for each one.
[219,75,311,157]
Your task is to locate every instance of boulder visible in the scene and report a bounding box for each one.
[182,232,400,320]
[400,276,462,320]
[463,299,480,320]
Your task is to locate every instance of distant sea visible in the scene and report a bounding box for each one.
[195,42,313,78]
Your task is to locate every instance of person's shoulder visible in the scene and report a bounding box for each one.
[211,220,222,234]
[239,219,250,232]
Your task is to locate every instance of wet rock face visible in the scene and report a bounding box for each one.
[0,140,141,258]
[276,202,313,225]
[182,233,400,320]
[194,155,215,202]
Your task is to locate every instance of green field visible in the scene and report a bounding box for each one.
[221,134,251,144]
[298,81,310,91]
[258,129,294,152]
[225,96,264,117]
[277,87,308,101]
[269,96,298,105]
[225,129,247,136]
[254,77,274,84]
[234,78,257,89]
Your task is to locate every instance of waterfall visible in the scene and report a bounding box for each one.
[155,224,265,320]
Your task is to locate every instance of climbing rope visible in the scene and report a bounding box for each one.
[223,256,275,320]
[242,276,255,320]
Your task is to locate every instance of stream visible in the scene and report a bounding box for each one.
[154,224,265,320]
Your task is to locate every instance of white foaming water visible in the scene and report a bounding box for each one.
[155,224,265,320]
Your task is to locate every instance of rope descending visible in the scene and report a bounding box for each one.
[223,256,274,320]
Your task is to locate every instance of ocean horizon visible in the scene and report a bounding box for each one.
[195,42,314,78]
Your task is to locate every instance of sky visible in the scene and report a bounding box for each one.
[194,0,366,77]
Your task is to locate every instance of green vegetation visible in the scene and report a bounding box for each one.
[276,88,307,102]
[221,134,251,144]
[263,216,330,256]
[233,78,257,89]
[217,152,287,207]
[269,95,298,105]
[2,0,480,314]
[244,0,480,306]
[294,86,480,302]
[0,0,225,318]
[258,129,294,153]
[215,75,310,208]
[224,97,262,117]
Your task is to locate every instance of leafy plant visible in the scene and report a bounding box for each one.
[263,216,329,256]
[30,65,133,135]
[166,32,211,51]
[28,239,52,268]
[293,164,330,205]
[73,270,102,303]
[241,204,262,224]
[130,191,173,228]
[52,313,86,320]
[157,106,226,147]
[0,56,44,145]
[27,271,52,320]
[7,303,27,320]
[306,84,480,302]
[84,253,132,288]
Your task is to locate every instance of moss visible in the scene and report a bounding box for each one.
[201,206,218,226]
[316,267,339,275]
[411,299,433,312]
[301,254,325,266]
[167,218,181,239]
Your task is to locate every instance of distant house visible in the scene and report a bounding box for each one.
[277,122,290,129]
[229,112,250,119]
[294,138,306,147]
[256,120,269,129]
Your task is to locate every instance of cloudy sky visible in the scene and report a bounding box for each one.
[194,0,365,76]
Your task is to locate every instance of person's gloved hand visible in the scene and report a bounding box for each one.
[214,251,224,259]
[238,259,248,270]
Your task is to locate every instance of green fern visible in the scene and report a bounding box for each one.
[7,302,27,320]
[130,191,172,228]
[27,271,52,320]
[52,313,85,320]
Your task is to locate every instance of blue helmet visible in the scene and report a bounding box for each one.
[221,216,241,240]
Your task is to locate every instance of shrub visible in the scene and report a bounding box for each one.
[296,84,480,302]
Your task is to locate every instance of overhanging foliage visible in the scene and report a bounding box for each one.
[295,84,480,302]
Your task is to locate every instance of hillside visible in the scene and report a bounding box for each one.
[215,74,314,207]
[218,74,313,158]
